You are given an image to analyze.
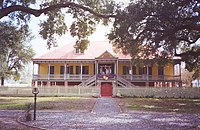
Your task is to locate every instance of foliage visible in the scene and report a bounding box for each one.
[0,22,34,85]
[0,0,116,49]
[108,0,200,79]
[1,0,200,79]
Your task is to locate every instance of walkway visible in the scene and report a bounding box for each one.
[92,97,121,115]
[1,98,200,130]
[25,98,200,130]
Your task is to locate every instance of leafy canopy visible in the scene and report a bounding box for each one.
[0,0,200,79]
[0,0,117,49]
[108,0,200,79]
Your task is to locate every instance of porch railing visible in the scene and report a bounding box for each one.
[121,75,181,81]
[33,74,93,81]
[33,74,181,81]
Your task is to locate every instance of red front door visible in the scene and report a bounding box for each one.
[101,82,112,97]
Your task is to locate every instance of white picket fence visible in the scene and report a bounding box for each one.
[115,87,200,98]
[0,86,200,98]
[0,86,100,97]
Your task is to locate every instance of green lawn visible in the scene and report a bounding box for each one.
[118,98,200,114]
[0,97,96,112]
[1,97,199,114]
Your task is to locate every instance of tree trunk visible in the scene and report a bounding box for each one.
[1,77,4,86]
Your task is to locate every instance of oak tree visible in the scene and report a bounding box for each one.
[0,22,34,86]
[108,0,200,79]
[0,0,116,50]
[1,0,199,79]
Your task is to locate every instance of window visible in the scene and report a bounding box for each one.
[143,67,147,74]
[122,66,129,75]
[75,66,89,74]
[50,66,54,74]
[76,66,81,74]
[69,66,73,74]
[75,48,80,53]
[148,66,152,75]
[83,66,89,74]
[60,66,64,75]
[158,66,164,75]
[139,67,143,75]
[132,66,137,75]
[75,48,84,54]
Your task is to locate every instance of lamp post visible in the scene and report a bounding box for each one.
[32,87,39,120]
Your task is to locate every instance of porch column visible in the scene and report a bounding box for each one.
[163,65,165,81]
[130,61,132,80]
[47,63,50,86]
[97,61,99,75]
[116,60,119,80]
[80,63,83,80]
[95,61,99,86]
[95,60,97,86]
[48,63,50,80]
[38,64,40,75]
[66,64,69,79]
[114,60,117,78]
[146,65,149,87]
[64,63,66,80]
[147,65,149,81]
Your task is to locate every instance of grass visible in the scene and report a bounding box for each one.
[0,104,26,110]
[2,96,199,114]
[0,97,96,111]
[118,98,200,114]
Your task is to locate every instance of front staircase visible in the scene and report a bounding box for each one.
[78,75,137,88]
[117,75,136,88]
[77,75,96,87]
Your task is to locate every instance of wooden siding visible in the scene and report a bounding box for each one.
[38,62,175,77]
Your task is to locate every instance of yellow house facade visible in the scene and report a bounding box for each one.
[32,41,181,96]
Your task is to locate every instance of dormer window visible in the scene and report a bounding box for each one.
[75,48,84,54]
[75,48,80,53]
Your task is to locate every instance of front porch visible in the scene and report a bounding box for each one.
[32,74,182,87]
[33,74,181,81]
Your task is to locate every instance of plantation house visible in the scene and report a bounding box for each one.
[32,41,182,96]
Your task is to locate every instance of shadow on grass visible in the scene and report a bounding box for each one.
[118,98,200,114]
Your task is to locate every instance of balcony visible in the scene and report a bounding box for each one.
[121,75,181,81]
[33,74,93,81]
[33,74,181,82]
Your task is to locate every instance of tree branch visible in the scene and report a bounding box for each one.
[175,48,200,57]
[0,2,117,19]
[177,37,200,45]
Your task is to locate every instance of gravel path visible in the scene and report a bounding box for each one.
[92,97,121,115]
[25,98,200,130]
[1,98,200,130]
[0,110,39,130]
[25,110,200,130]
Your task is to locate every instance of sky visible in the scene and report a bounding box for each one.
[29,18,112,56]
[29,0,131,56]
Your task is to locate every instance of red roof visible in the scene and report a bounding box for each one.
[33,41,131,61]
